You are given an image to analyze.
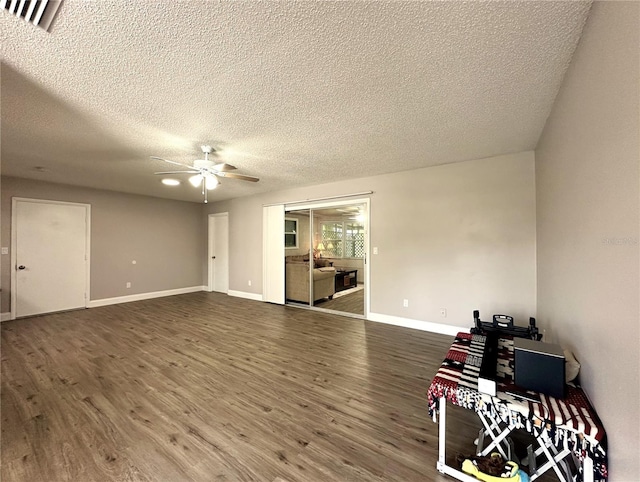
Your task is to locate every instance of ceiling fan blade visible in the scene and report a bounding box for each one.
[150,156,188,167]
[217,172,260,182]
[212,162,237,172]
[154,170,198,175]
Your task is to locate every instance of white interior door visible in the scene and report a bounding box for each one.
[12,199,90,318]
[208,213,229,293]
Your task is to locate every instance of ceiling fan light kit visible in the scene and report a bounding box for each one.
[189,174,203,187]
[151,144,259,203]
[205,174,219,190]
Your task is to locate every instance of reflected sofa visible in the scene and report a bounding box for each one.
[285,255,336,303]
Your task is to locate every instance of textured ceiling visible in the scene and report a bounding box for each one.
[1,1,591,203]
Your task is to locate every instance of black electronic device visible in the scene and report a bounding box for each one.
[514,338,566,399]
[471,310,541,340]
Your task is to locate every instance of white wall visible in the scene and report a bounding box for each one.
[535,2,639,479]
[206,151,536,331]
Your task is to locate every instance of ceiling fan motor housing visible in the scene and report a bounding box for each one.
[193,159,216,169]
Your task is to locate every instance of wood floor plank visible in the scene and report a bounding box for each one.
[314,287,364,315]
[1,292,553,481]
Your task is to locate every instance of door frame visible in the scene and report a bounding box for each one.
[285,197,371,318]
[11,197,91,320]
[207,212,229,293]
[262,205,285,304]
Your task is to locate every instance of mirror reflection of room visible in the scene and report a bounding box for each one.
[284,204,365,316]
[284,210,313,307]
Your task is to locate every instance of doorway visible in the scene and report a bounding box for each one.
[285,199,368,318]
[11,198,90,319]
[208,213,229,293]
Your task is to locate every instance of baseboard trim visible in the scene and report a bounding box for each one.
[228,290,263,302]
[87,286,206,308]
[367,312,462,337]
[1,312,12,322]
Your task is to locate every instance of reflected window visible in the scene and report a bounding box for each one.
[320,221,364,258]
[285,218,298,249]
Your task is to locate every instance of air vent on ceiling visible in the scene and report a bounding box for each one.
[1,0,62,32]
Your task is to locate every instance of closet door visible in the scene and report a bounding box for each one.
[12,198,90,318]
[284,209,312,306]
[262,205,285,304]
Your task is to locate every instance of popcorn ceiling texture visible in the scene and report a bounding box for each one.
[1,1,592,203]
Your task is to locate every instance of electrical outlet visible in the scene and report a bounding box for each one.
[373,247,379,255]
[403,299,409,308]
[440,308,447,317]
[248,280,252,286]
[126,282,131,289]
[1,247,8,255]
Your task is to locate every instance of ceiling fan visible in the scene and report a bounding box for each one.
[151,145,259,203]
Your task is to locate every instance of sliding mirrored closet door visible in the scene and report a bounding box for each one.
[284,209,311,307]
[285,202,367,317]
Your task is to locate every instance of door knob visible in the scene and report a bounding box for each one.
[212,256,216,259]
[17,265,26,270]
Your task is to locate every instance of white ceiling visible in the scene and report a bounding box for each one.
[1,1,591,203]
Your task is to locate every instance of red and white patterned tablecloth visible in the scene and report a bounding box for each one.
[427,332,608,481]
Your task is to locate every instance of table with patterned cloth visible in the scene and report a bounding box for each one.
[427,332,607,482]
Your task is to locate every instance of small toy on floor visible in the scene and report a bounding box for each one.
[456,453,530,482]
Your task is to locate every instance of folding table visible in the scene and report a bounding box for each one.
[427,332,607,482]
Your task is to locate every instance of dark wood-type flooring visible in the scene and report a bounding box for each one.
[1,292,551,481]
[314,287,364,316]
